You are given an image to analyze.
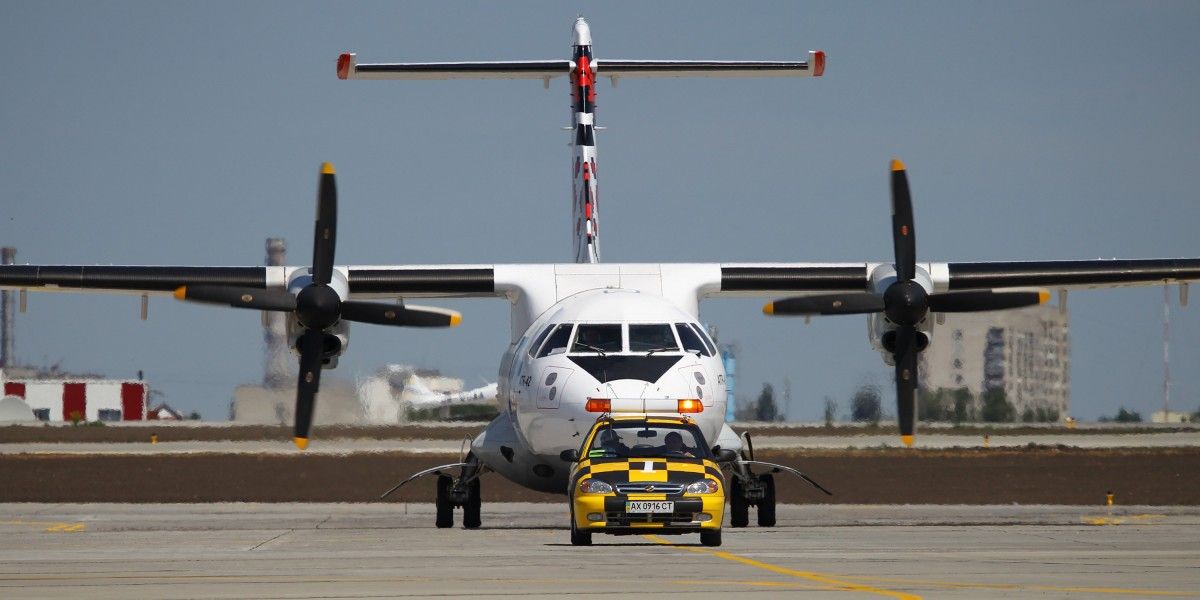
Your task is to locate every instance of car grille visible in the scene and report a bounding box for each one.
[615,483,685,495]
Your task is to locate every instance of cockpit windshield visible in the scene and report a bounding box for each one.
[629,324,679,353]
[588,423,709,459]
[571,324,622,353]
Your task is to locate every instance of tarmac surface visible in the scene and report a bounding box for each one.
[1,503,1197,599]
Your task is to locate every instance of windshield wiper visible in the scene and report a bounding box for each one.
[574,342,609,356]
[644,347,681,356]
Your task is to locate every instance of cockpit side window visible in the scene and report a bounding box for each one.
[536,324,574,358]
[526,324,555,358]
[690,323,718,356]
[675,322,712,357]
[628,324,679,352]
[571,324,623,353]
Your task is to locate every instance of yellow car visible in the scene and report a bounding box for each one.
[561,414,727,546]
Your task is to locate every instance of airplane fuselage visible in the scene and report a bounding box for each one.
[473,288,728,493]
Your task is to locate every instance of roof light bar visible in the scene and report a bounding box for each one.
[585,398,703,413]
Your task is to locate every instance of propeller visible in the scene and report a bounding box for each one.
[175,163,462,449]
[763,159,1050,446]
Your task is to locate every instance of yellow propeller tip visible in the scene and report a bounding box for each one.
[900,435,914,447]
[1038,290,1051,304]
[173,286,187,300]
[321,162,335,175]
[890,158,906,172]
[762,303,775,315]
[293,437,309,450]
[449,313,463,327]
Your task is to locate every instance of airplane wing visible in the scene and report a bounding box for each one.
[4,259,1198,298]
[0,265,502,298]
[708,259,1200,296]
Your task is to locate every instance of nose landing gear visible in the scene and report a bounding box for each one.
[381,452,487,529]
[725,432,831,528]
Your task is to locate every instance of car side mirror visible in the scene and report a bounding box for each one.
[714,448,738,463]
[559,449,580,463]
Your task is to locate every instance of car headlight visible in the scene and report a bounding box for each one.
[686,479,719,494]
[578,479,613,494]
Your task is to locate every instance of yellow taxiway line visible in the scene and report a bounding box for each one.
[647,533,1196,599]
[644,534,921,600]
[0,520,86,533]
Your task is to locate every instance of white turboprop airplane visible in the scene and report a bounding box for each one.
[2,17,1198,529]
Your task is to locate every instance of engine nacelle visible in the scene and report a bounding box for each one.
[867,263,934,366]
[287,318,350,369]
[283,267,352,368]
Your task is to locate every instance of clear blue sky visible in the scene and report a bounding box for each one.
[2,1,1198,421]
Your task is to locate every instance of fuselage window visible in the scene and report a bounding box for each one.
[571,323,623,353]
[536,324,574,358]
[628,323,679,352]
[527,324,555,358]
[675,322,712,357]
[690,323,718,356]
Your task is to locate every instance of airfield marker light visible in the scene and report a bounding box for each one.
[1106,491,1114,506]
[585,398,611,413]
[677,399,703,413]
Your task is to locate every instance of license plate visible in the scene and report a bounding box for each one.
[626,501,674,513]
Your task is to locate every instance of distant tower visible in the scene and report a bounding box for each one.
[263,238,290,388]
[1,247,15,368]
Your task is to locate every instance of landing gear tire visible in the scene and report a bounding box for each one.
[462,477,482,529]
[729,476,749,528]
[757,474,776,527]
[700,529,722,547]
[569,510,592,546]
[435,475,454,529]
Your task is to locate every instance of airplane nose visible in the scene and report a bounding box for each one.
[572,17,592,46]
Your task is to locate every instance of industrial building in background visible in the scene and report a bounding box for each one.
[922,301,1070,420]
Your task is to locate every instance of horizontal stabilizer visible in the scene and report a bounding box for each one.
[596,50,824,80]
[338,53,573,80]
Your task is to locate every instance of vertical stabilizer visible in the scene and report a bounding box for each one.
[336,17,823,265]
[570,17,601,263]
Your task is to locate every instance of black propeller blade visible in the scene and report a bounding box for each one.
[764,160,1050,446]
[927,289,1050,313]
[890,159,916,282]
[340,302,462,327]
[293,329,325,449]
[175,285,297,312]
[764,293,884,316]
[173,162,462,449]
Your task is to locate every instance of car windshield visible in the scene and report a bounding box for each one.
[588,423,707,459]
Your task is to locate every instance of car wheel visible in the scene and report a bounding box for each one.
[435,475,454,529]
[756,474,776,527]
[700,529,722,547]
[569,511,592,546]
[463,477,482,529]
[729,476,749,528]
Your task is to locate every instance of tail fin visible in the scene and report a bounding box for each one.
[337,17,824,265]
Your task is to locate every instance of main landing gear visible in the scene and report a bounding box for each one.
[725,432,832,528]
[380,446,487,529]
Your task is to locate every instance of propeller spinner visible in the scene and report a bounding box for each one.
[763,160,1050,446]
[175,163,462,449]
